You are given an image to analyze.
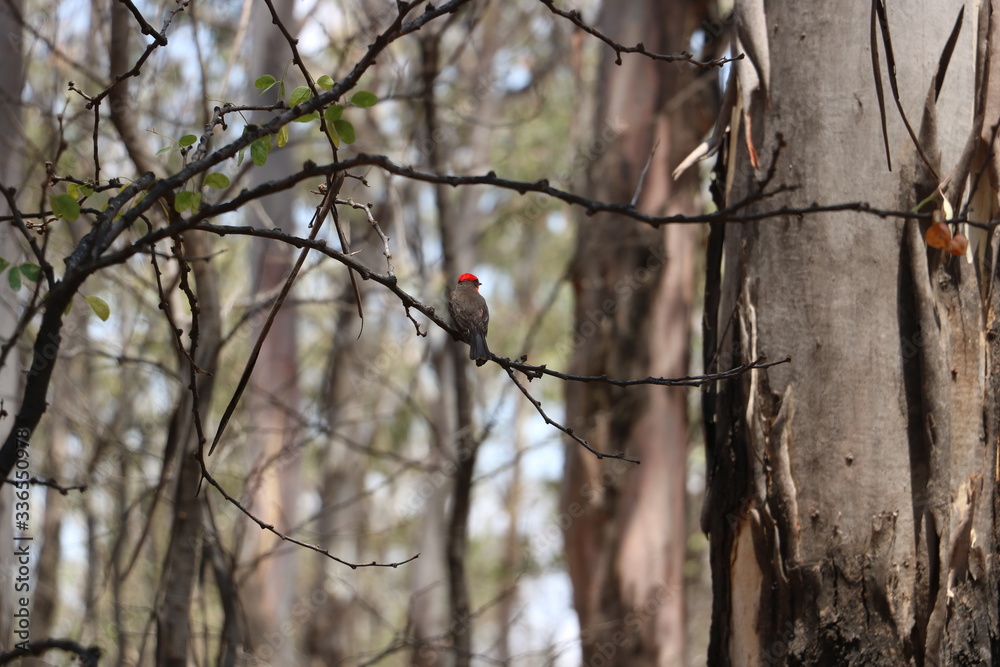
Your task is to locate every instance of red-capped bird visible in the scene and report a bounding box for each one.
[449,273,490,366]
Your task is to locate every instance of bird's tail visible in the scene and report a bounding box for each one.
[469,333,490,366]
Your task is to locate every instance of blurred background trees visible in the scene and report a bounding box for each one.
[5,0,994,665]
[0,0,725,664]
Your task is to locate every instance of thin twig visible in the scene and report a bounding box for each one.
[196,461,419,569]
[503,366,640,464]
[1,476,88,495]
[538,0,742,69]
[337,196,395,276]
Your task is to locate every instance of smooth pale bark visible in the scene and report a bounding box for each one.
[236,0,304,659]
[562,0,708,664]
[705,1,998,663]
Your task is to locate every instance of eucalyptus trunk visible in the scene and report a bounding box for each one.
[704,1,999,663]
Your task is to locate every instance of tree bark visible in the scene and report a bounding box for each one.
[705,1,998,663]
[236,0,304,659]
[155,232,222,667]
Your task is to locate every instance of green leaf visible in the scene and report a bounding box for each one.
[255,74,277,90]
[317,75,335,91]
[80,185,94,197]
[18,263,40,282]
[179,134,198,147]
[327,124,340,148]
[289,85,312,107]
[7,266,20,290]
[349,91,377,108]
[250,138,271,167]
[333,119,355,144]
[0,257,9,274]
[156,145,172,156]
[67,183,79,198]
[49,194,80,222]
[277,124,289,148]
[292,111,319,123]
[175,190,200,213]
[324,105,344,122]
[85,295,110,322]
[204,172,230,189]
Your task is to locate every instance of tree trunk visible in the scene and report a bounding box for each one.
[562,0,708,664]
[155,232,222,667]
[238,0,304,658]
[704,1,999,663]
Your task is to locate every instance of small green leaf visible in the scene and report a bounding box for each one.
[349,91,378,108]
[289,86,312,107]
[179,134,198,147]
[49,194,81,222]
[7,266,20,290]
[250,138,271,167]
[175,190,200,212]
[292,111,319,123]
[277,124,289,148]
[80,185,94,197]
[255,74,277,90]
[18,263,40,282]
[333,119,355,144]
[327,124,341,148]
[85,295,110,321]
[0,257,9,274]
[204,173,230,189]
[317,75,335,91]
[67,183,79,198]
[324,105,344,122]
[156,145,172,155]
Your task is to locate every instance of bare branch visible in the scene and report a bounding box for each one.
[1,476,88,495]
[503,365,640,464]
[537,0,742,69]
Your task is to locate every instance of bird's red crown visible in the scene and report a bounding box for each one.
[457,273,480,285]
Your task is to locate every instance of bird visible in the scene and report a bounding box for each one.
[449,273,490,366]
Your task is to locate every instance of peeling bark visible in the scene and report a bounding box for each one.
[705,0,999,663]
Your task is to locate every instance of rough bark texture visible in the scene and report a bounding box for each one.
[704,1,999,664]
[561,0,709,664]
[155,232,222,667]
